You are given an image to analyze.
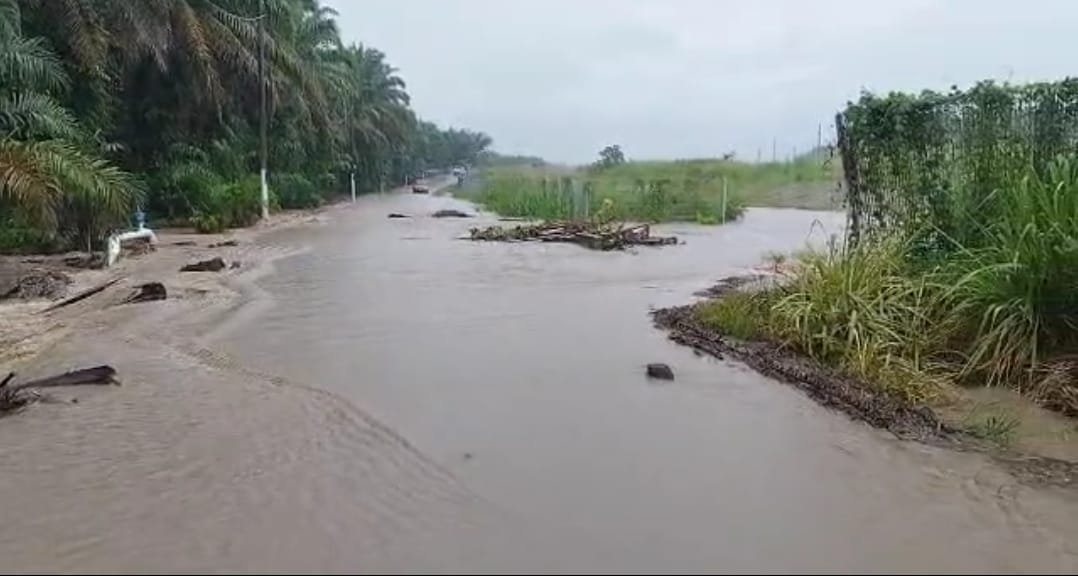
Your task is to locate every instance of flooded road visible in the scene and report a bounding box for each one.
[3,190,1078,572]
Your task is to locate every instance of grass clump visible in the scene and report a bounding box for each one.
[696,240,946,404]
[697,158,1078,414]
[963,407,1021,447]
[696,291,774,341]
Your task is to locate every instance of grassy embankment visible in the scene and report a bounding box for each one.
[460,155,839,224]
[695,80,1078,445]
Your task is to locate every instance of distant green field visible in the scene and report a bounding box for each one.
[460,156,842,224]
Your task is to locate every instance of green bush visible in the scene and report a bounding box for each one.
[274,173,322,209]
[190,212,225,234]
[0,219,66,254]
[147,156,223,222]
[189,176,271,232]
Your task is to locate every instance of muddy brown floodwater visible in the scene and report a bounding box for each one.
[3,190,1078,573]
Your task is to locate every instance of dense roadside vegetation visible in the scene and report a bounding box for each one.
[461,148,838,224]
[698,79,1078,421]
[0,0,490,251]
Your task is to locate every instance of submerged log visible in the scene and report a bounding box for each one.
[8,365,118,393]
[468,220,678,251]
[123,282,167,304]
[41,278,122,313]
[180,257,226,272]
[432,209,473,218]
[1,366,119,413]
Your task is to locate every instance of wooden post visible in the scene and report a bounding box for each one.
[721,176,728,224]
[835,112,863,246]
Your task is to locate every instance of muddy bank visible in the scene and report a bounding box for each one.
[652,298,947,441]
[653,275,1078,488]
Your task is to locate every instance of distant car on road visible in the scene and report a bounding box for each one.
[412,184,430,194]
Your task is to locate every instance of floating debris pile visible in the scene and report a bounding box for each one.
[468,221,677,251]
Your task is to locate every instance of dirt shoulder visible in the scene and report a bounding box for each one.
[653,275,1078,488]
[0,178,457,388]
[0,204,337,379]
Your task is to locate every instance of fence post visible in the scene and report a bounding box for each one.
[835,112,863,247]
[721,176,728,224]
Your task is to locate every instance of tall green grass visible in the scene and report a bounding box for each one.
[941,159,1078,387]
[597,156,838,209]
[462,156,838,223]
[699,159,1078,412]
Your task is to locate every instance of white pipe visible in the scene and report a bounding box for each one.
[350,172,356,203]
[106,228,157,268]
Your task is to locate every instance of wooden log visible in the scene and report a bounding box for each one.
[123,282,167,304]
[180,257,226,272]
[41,278,122,313]
[9,365,118,393]
[1,372,14,388]
[432,209,473,218]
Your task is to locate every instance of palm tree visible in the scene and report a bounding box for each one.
[5,0,490,232]
[333,44,413,190]
[0,0,139,247]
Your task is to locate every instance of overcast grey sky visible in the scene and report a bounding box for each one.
[328,0,1073,164]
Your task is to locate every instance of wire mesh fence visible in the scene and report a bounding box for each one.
[837,79,1078,248]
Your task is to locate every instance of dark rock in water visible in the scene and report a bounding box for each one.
[229,261,241,269]
[646,363,675,381]
[180,257,226,272]
[171,240,197,247]
[387,213,410,219]
[432,209,473,218]
[0,270,72,301]
[123,282,167,304]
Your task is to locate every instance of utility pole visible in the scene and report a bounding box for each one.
[771,137,777,163]
[258,0,269,220]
